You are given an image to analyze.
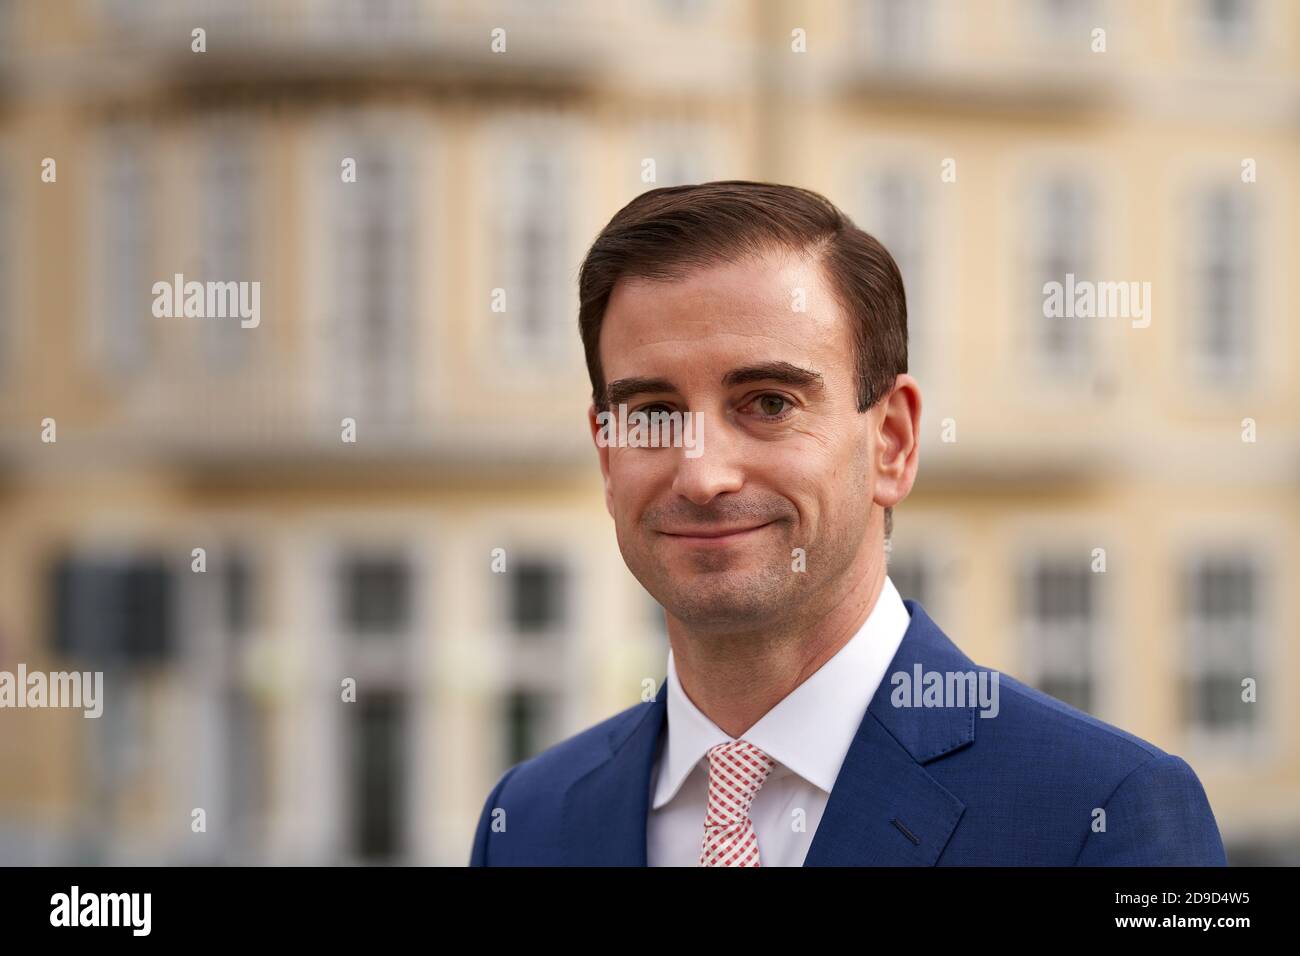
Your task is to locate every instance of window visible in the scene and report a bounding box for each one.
[494,552,571,770]
[223,684,266,856]
[857,0,929,64]
[1182,553,1260,737]
[199,123,254,370]
[865,167,925,376]
[51,555,175,663]
[504,688,559,764]
[1193,0,1254,52]
[1189,185,1254,383]
[334,546,419,861]
[221,551,254,638]
[1027,174,1094,375]
[1029,0,1102,54]
[96,128,152,375]
[508,558,567,635]
[1033,0,1097,41]
[1020,556,1097,714]
[332,139,415,423]
[211,548,263,859]
[349,690,408,860]
[339,554,411,638]
[495,130,572,361]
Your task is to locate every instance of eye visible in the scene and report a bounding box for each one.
[635,402,675,416]
[742,393,795,421]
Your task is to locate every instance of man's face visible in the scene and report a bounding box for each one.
[589,246,908,632]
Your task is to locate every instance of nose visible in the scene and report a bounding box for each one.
[670,420,744,506]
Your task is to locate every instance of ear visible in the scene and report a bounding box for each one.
[872,374,922,510]
[588,403,615,519]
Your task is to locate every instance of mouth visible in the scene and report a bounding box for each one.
[659,522,773,547]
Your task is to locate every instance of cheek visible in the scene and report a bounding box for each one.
[775,441,863,519]
[606,452,661,523]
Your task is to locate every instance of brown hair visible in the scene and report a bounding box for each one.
[577,180,908,538]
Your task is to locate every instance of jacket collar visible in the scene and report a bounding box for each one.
[561,599,977,865]
[652,575,912,808]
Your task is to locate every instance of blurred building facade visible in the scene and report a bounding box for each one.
[0,0,1296,865]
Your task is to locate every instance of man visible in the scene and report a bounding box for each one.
[469,181,1227,866]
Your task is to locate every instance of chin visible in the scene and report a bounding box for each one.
[658,574,789,627]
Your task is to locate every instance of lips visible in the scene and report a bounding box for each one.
[660,522,772,543]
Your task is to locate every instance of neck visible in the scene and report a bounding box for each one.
[666,552,887,738]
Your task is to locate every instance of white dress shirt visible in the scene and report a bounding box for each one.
[647,574,912,866]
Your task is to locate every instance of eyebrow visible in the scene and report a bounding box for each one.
[603,361,826,408]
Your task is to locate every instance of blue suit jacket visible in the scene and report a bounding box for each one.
[470,599,1227,865]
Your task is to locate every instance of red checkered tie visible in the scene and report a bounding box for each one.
[698,739,777,867]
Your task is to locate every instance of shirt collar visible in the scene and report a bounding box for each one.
[651,574,912,809]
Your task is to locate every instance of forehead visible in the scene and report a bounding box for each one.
[599,249,852,380]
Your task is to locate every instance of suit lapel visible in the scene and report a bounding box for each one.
[804,600,974,865]
[561,682,668,865]
[801,710,967,864]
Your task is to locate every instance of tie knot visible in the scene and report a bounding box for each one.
[704,739,776,821]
